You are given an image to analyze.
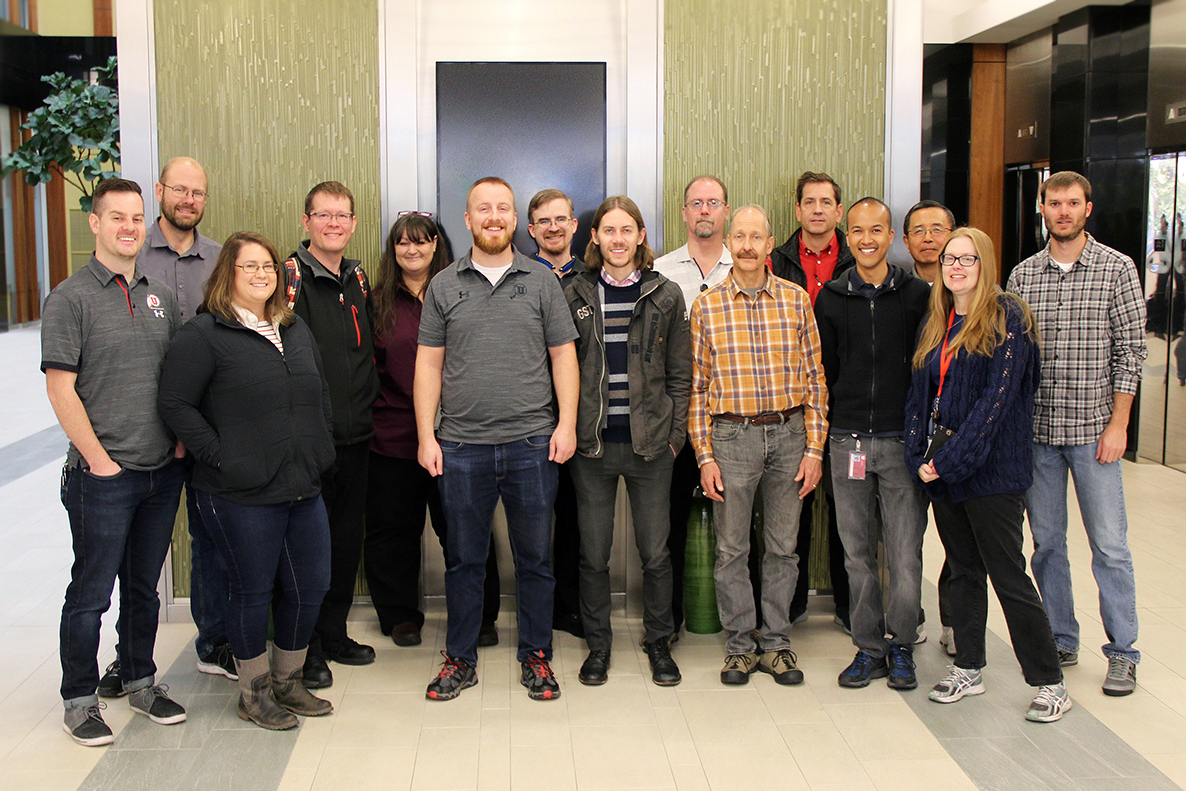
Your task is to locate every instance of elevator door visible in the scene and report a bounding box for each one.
[1138,152,1186,471]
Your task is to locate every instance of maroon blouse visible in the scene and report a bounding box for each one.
[370,289,422,459]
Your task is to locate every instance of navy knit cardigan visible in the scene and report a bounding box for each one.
[903,297,1041,503]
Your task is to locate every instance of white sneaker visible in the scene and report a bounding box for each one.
[915,623,927,645]
[1026,682,1072,722]
[938,626,957,657]
[928,666,984,703]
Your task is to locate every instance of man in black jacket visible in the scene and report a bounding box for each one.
[287,181,381,688]
[815,198,930,690]
[770,172,852,631]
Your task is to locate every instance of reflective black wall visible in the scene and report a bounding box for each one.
[920,44,972,227]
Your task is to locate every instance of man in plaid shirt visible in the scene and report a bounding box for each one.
[1007,171,1147,697]
[689,205,828,687]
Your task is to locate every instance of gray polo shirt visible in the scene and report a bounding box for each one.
[41,257,181,470]
[137,220,221,320]
[419,249,578,444]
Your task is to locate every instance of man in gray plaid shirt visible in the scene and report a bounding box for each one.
[1007,171,1147,698]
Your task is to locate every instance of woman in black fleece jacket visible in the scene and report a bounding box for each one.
[158,232,335,731]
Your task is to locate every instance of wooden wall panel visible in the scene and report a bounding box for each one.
[970,43,1006,275]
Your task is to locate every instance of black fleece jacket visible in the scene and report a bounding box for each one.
[770,228,856,291]
[813,265,931,435]
[158,311,336,505]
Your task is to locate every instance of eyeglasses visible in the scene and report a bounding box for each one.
[308,211,355,223]
[398,210,434,218]
[235,263,278,274]
[160,183,207,202]
[531,216,571,227]
[685,199,725,210]
[908,225,951,239]
[939,253,980,267]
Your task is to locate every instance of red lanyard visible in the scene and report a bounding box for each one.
[936,309,958,403]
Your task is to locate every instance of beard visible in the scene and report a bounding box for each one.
[473,224,513,255]
[162,201,202,232]
[693,220,716,239]
[1046,217,1086,244]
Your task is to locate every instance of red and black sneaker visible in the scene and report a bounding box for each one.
[520,650,561,701]
[426,652,477,701]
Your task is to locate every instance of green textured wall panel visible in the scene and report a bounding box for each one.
[663,0,887,251]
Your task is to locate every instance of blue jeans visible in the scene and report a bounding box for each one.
[185,458,229,659]
[829,434,928,658]
[196,492,331,660]
[1026,442,1140,662]
[710,414,806,655]
[438,436,557,665]
[59,458,184,707]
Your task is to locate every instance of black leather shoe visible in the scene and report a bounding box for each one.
[552,612,586,639]
[478,623,499,647]
[301,653,333,689]
[390,623,422,647]
[644,639,682,686]
[579,650,610,685]
[323,638,376,666]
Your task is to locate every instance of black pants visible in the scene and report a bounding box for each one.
[364,452,498,633]
[667,444,700,631]
[311,441,370,649]
[790,445,849,621]
[933,493,1061,686]
[552,464,582,621]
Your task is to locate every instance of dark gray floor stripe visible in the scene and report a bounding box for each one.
[0,424,66,486]
[910,583,1181,790]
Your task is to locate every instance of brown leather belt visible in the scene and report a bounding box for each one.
[714,406,802,426]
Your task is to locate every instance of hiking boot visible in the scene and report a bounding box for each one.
[758,649,804,685]
[197,640,238,680]
[838,651,888,688]
[928,666,985,703]
[128,684,187,725]
[520,650,560,700]
[887,644,918,690]
[1026,682,1072,722]
[1102,655,1136,697]
[426,653,477,701]
[63,702,113,747]
[720,652,759,685]
[97,660,125,698]
[644,639,681,686]
[579,650,610,686]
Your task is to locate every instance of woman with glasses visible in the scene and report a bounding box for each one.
[903,227,1071,722]
[158,231,335,731]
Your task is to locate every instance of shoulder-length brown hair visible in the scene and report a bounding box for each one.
[912,227,1036,369]
[584,196,655,272]
[374,213,449,337]
[202,231,294,326]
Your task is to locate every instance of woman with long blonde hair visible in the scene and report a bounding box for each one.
[903,227,1070,722]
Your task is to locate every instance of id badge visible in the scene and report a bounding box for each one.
[848,451,867,480]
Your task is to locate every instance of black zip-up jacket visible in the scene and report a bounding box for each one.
[565,269,692,461]
[158,311,336,505]
[288,242,380,446]
[813,265,931,435]
[770,228,856,291]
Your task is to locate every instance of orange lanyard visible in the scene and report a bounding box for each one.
[934,310,958,417]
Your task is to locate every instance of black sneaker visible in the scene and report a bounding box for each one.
[323,637,376,666]
[644,639,682,686]
[520,650,561,700]
[128,684,187,725]
[478,623,499,647]
[579,650,610,686]
[63,702,113,746]
[97,660,125,698]
[426,652,477,701]
[838,651,888,688]
[197,641,238,680]
[886,644,918,690]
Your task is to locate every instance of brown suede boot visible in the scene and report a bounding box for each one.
[236,654,299,730]
[272,646,334,717]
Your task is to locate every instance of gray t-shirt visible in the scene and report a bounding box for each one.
[41,257,181,470]
[419,249,578,444]
[136,221,221,321]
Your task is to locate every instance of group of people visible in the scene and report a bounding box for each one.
[42,158,1144,745]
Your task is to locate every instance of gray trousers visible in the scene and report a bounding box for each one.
[829,433,928,658]
[570,443,675,650]
[710,414,807,655]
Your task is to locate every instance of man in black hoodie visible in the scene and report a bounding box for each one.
[814,198,930,690]
[287,181,381,688]
[770,172,853,630]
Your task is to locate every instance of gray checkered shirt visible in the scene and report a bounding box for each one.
[1006,234,1147,446]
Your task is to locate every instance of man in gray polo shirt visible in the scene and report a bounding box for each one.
[128,156,235,688]
[416,176,579,702]
[42,178,187,746]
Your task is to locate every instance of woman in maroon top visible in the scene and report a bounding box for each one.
[365,213,499,647]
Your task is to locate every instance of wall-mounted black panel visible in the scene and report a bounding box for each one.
[1005,29,1052,165]
[1147,0,1186,150]
[921,44,972,227]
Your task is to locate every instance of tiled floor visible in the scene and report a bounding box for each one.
[1,322,1185,791]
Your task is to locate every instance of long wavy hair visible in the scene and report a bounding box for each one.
[584,196,655,272]
[202,231,293,326]
[912,227,1036,369]
[374,213,449,337]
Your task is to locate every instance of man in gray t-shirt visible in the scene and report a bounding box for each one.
[416,177,578,702]
[41,178,187,746]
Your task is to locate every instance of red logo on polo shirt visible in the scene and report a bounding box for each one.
[147,294,161,309]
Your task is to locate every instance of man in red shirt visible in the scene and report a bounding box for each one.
[770,171,854,631]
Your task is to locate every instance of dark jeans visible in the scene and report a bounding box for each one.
[439,436,557,665]
[312,440,369,650]
[790,443,849,622]
[185,457,229,658]
[198,492,330,659]
[570,444,675,650]
[59,458,184,706]
[553,463,582,620]
[933,493,1062,687]
[364,452,498,633]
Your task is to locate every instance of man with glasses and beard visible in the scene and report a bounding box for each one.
[417,177,579,702]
